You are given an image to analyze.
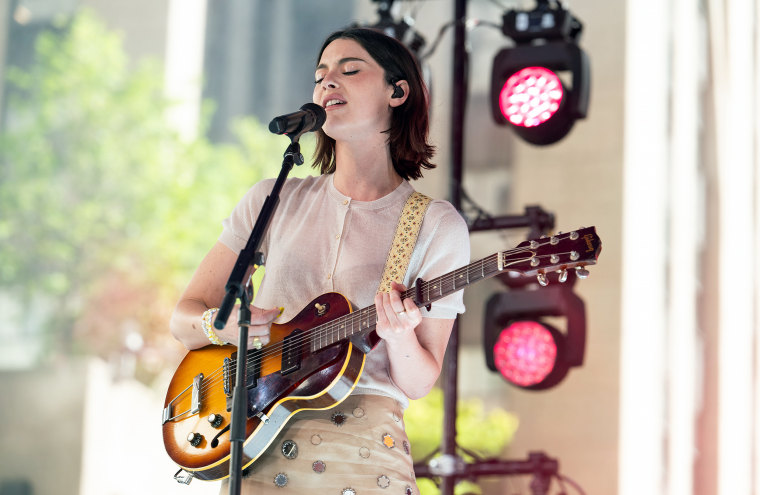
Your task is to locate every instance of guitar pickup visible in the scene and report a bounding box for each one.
[225,349,262,412]
[281,329,304,375]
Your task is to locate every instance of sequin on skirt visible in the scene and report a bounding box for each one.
[219,394,418,494]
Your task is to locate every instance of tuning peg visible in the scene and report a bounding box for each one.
[550,236,559,245]
[570,231,579,240]
[575,266,590,279]
[530,240,540,249]
[558,269,568,283]
[550,254,560,264]
[537,273,549,286]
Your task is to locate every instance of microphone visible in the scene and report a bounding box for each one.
[268,103,327,135]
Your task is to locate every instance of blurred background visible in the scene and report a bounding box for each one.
[0,0,757,494]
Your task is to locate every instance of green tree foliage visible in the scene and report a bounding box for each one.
[0,10,314,375]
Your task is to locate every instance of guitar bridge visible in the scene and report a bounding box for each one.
[191,373,203,414]
[223,357,231,397]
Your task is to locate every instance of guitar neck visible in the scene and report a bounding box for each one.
[310,253,504,353]
[309,226,602,353]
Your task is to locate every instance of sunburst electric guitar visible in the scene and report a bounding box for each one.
[163,227,602,483]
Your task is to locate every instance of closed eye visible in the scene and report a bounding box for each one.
[314,70,359,85]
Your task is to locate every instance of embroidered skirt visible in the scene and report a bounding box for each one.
[219,393,418,495]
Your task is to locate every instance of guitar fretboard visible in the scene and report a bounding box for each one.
[309,253,504,353]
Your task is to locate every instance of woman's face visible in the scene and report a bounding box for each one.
[313,38,397,142]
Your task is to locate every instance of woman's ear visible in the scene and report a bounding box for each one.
[389,80,410,107]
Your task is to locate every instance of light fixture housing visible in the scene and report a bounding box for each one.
[484,284,586,390]
[490,2,590,145]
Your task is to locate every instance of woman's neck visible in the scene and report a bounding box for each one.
[332,140,403,201]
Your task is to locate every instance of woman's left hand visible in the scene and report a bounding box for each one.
[374,281,423,342]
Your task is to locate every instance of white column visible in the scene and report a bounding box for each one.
[709,0,757,492]
[666,0,703,493]
[619,1,671,494]
[164,0,207,141]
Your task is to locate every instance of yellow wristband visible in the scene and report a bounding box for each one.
[201,308,225,345]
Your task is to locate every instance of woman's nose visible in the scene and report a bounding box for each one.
[320,72,339,90]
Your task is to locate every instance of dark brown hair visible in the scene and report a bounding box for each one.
[312,28,436,180]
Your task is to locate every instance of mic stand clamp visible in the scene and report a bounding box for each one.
[218,136,304,495]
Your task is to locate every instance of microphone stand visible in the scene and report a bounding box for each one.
[214,134,305,495]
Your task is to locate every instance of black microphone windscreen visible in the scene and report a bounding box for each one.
[301,103,327,132]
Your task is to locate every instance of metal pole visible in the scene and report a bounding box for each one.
[440,0,467,493]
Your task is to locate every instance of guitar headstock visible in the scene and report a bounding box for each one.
[499,226,602,286]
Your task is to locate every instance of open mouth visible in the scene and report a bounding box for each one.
[324,99,346,108]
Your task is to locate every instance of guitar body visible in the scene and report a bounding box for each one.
[162,292,366,481]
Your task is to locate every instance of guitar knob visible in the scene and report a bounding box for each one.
[575,267,590,279]
[537,273,549,286]
[208,413,223,428]
[187,432,203,447]
[558,269,568,283]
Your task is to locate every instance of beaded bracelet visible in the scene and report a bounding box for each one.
[201,307,225,345]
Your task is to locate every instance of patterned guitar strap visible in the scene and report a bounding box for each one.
[377,191,433,294]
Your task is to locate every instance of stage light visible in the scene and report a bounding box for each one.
[353,0,432,97]
[484,282,586,390]
[492,320,560,388]
[490,0,590,145]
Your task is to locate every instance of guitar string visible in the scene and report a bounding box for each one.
[182,253,507,404]
[219,248,538,373]
[173,235,591,405]
[186,246,578,404]
[219,233,587,375]
[193,252,505,396]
